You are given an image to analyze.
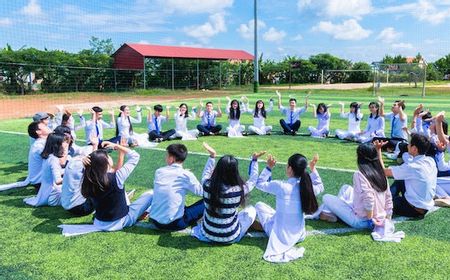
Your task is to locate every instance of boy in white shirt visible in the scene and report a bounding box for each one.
[375,133,436,218]
[196,100,223,136]
[149,144,206,230]
[276,91,308,135]
[147,104,175,142]
[82,106,116,144]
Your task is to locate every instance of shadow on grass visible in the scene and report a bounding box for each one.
[32,206,73,220]
[0,161,28,175]
[0,197,30,208]
[33,218,63,235]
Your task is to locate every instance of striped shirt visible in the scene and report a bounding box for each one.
[199,158,259,243]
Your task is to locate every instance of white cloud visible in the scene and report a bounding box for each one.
[184,13,227,43]
[376,27,402,43]
[161,0,233,14]
[391,43,414,49]
[61,4,166,33]
[292,34,303,41]
[236,20,266,40]
[377,0,450,25]
[137,40,150,44]
[312,19,372,40]
[21,0,43,17]
[0,18,12,27]
[263,27,286,42]
[298,0,372,18]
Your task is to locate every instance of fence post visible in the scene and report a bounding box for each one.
[114,69,117,92]
[238,63,241,87]
[143,58,146,90]
[171,58,175,91]
[321,69,324,84]
[219,61,222,89]
[422,63,426,97]
[197,59,200,90]
[289,64,292,89]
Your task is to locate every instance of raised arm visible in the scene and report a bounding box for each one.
[309,103,317,118]
[378,96,385,117]
[102,141,140,189]
[130,106,142,123]
[201,142,217,184]
[374,140,393,177]
[165,105,170,120]
[244,151,265,193]
[309,154,324,196]
[197,100,203,118]
[436,112,449,145]
[339,102,345,116]
[146,106,152,123]
[398,100,407,121]
[216,99,223,117]
[276,90,282,109]
[256,154,280,195]
[225,96,231,114]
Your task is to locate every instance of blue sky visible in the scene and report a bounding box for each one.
[0,0,449,62]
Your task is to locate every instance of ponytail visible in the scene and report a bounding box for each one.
[288,154,319,215]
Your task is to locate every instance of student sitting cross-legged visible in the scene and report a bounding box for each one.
[321,143,393,229]
[149,144,206,231]
[253,153,323,263]
[147,104,176,142]
[196,100,223,136]
[59,141,153,236]
[191,143,265,244]
[276,90,308,135]
[374,134,436,218]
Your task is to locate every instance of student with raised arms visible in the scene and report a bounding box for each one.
[254,153,323,263]
[196,100,223,136]
[276,91,308,135]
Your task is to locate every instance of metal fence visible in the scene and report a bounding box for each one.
[0,62,250,94]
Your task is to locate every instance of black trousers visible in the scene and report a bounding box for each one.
[280,119,301,133]
[390,180,427,218]
[67,198,95,217]
[197,124,222,135]
[148,129,176,141]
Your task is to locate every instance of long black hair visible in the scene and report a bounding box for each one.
[369,102,380,119]
[316,103,328,115]
[356,143,388,192]
[81,149,111,198]
[350,102,361,122]
[253,100,266,118]
[206,155,245,215]
[287,154,319,215]
[179,103,189,118]
[116,105,133,136]
[229,99,241,120]
[41,133,70,159]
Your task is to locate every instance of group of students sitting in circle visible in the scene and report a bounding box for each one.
[1,91,450,263]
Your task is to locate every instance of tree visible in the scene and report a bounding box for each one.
[89,37,115,56]
[434,54,450,76]
[347,62,372,83]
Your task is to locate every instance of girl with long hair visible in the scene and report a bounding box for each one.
[308,103,332,138]
[321,143,393,229]
[335,102,363,141]
[116,105,142,145]
[254,153,323,263]
[173,103,199,140]
[24,133,71,206]
[191,143,265,243]
[243,97,273,135]
[225,97,246,137]
[356,102,386,143]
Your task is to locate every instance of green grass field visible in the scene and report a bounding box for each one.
[1,87,450,279]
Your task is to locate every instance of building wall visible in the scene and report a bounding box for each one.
[113,46,144,69]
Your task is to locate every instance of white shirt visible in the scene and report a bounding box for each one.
[174,112,195,133]
[280,106,307,124]
[390,154,436,210]
[61,157,86,210]
[150,162,206,224]
[83,118,115,143]
[246,102,273,128]
[385,112,408,139]
[341,112,363,133]
[28,138,46,184]
[24,154,69,207]
[147,115,167,132]
[365,116,385,137]
[117,111,142,139]
[256,168,324,262]
[199,110,219,127]
[316,111,331,131]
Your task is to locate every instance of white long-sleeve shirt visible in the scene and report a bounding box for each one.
[256,167,324,262]
[83,118,115,143]
[117,111,142,139]
[340,112,363,133]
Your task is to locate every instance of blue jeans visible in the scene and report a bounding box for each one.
[151,199,204,231]
[322,194,372,229]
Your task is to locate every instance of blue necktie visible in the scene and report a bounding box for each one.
[154,117,159,134]
[95,122,100,140]
[290,111,293,125]
[391,116,396,138]
[207,113,211,128]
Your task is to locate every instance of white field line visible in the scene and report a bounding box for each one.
[0,130,356,173]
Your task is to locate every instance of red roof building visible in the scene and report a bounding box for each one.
[112,43,253,69]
